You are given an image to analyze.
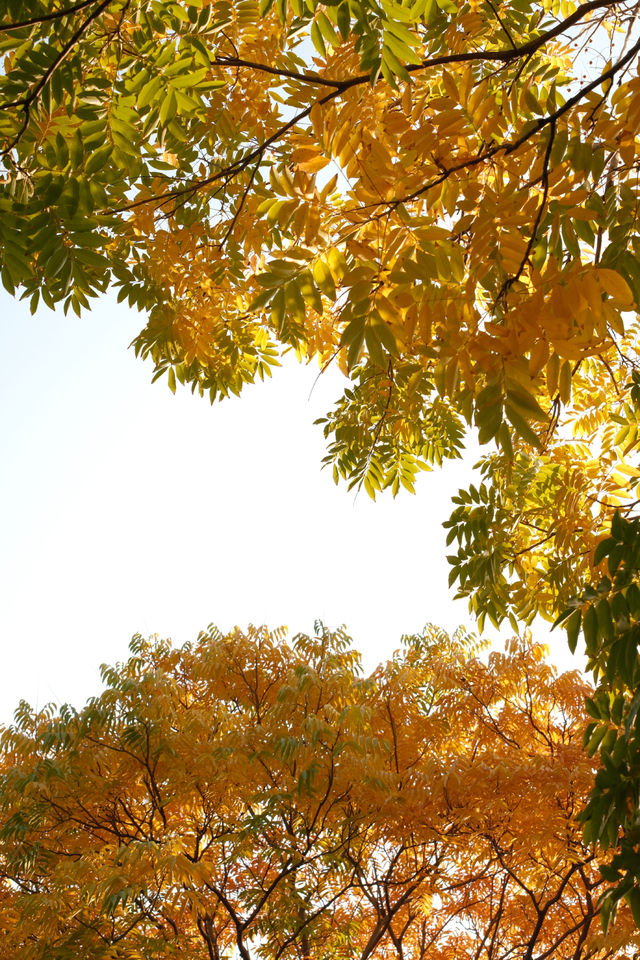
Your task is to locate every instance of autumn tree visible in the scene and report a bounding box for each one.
[3,0,640,620]
[7,0,640,919]
[0,623,635,958]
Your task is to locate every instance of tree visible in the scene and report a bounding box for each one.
[3,0,640,627]
[0,623,637,958]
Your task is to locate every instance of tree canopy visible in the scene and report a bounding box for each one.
[3,0,640,628]
[1,624,637,958]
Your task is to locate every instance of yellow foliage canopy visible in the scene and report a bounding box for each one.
[0,624,636,958]
[3,0,640,620]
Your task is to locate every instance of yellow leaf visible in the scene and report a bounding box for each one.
[441,70,459,104]
[546,353,560,397]
[596,268,634,306]
[558,359,572,405]
[529,340,549,378]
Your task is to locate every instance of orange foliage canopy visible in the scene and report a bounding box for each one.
[0,625,636,958]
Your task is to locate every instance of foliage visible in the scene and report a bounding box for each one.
[554,510,640,931]
[4,1,640,621]
[0,623,637,958]
[8,0,640,926]
[444,365,640,627]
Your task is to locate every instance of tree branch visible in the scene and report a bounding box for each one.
[0,0,106,33]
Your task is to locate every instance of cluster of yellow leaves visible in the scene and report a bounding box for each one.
[114,0,640,616]
[0,624,637,958]
[86,0,637,392]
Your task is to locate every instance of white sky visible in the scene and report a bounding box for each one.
[0,289,581,723]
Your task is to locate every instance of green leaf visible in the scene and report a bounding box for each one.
[504,404,542,450]
[477,403,502,444]
[600,893,614,934]
[596,597,614,641]
[55,132,69,167]
[341,316,366,346]
[583,605,598,654]
[585,723,608,756]
[137,76,163,108]
[270,287,287,333]
[84,145,112,176]
[370,314,398,355]
[159,90,178,125]
[249,288,276,311]
[317,11,341,46]
[299,271,323,314]
[381,44,410,82]
[336,2,351,40]
[346,323,366,368]
[311,20,326,56]
[626,887,640,928]
[504,381,548,422]
[565,608,581,654]
[593,537,612,567]
[382,29,422,67]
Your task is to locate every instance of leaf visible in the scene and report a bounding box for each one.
[597,268,634,305]
[558,360,572,405]
[317,11,340,46]
[583,605,599,654]
[504,381,548,422]
[299,270,323,314]
[381,45,409,83]
[336,2,350,41]
[504,404,542,450]
[593,537,612,567]
[586,723,608,756]
[382,29,422,67]
[84,145,112,175]
[626,888,640,928]
[312,260,336,300]
[137,76,163,108]
[565,609,581,654]
[159,89,178,126]
[310,20,326,57]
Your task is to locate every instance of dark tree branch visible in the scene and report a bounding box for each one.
[496,119,556,302]
[0,0,105,33]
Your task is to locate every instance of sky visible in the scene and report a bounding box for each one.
[0,287,581,723]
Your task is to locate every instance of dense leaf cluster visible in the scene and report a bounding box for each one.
[0,625,635,958]
[3,1,640,619]
[555,511,640,928]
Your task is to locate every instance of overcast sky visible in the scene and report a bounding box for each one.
[0,288,581,723]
